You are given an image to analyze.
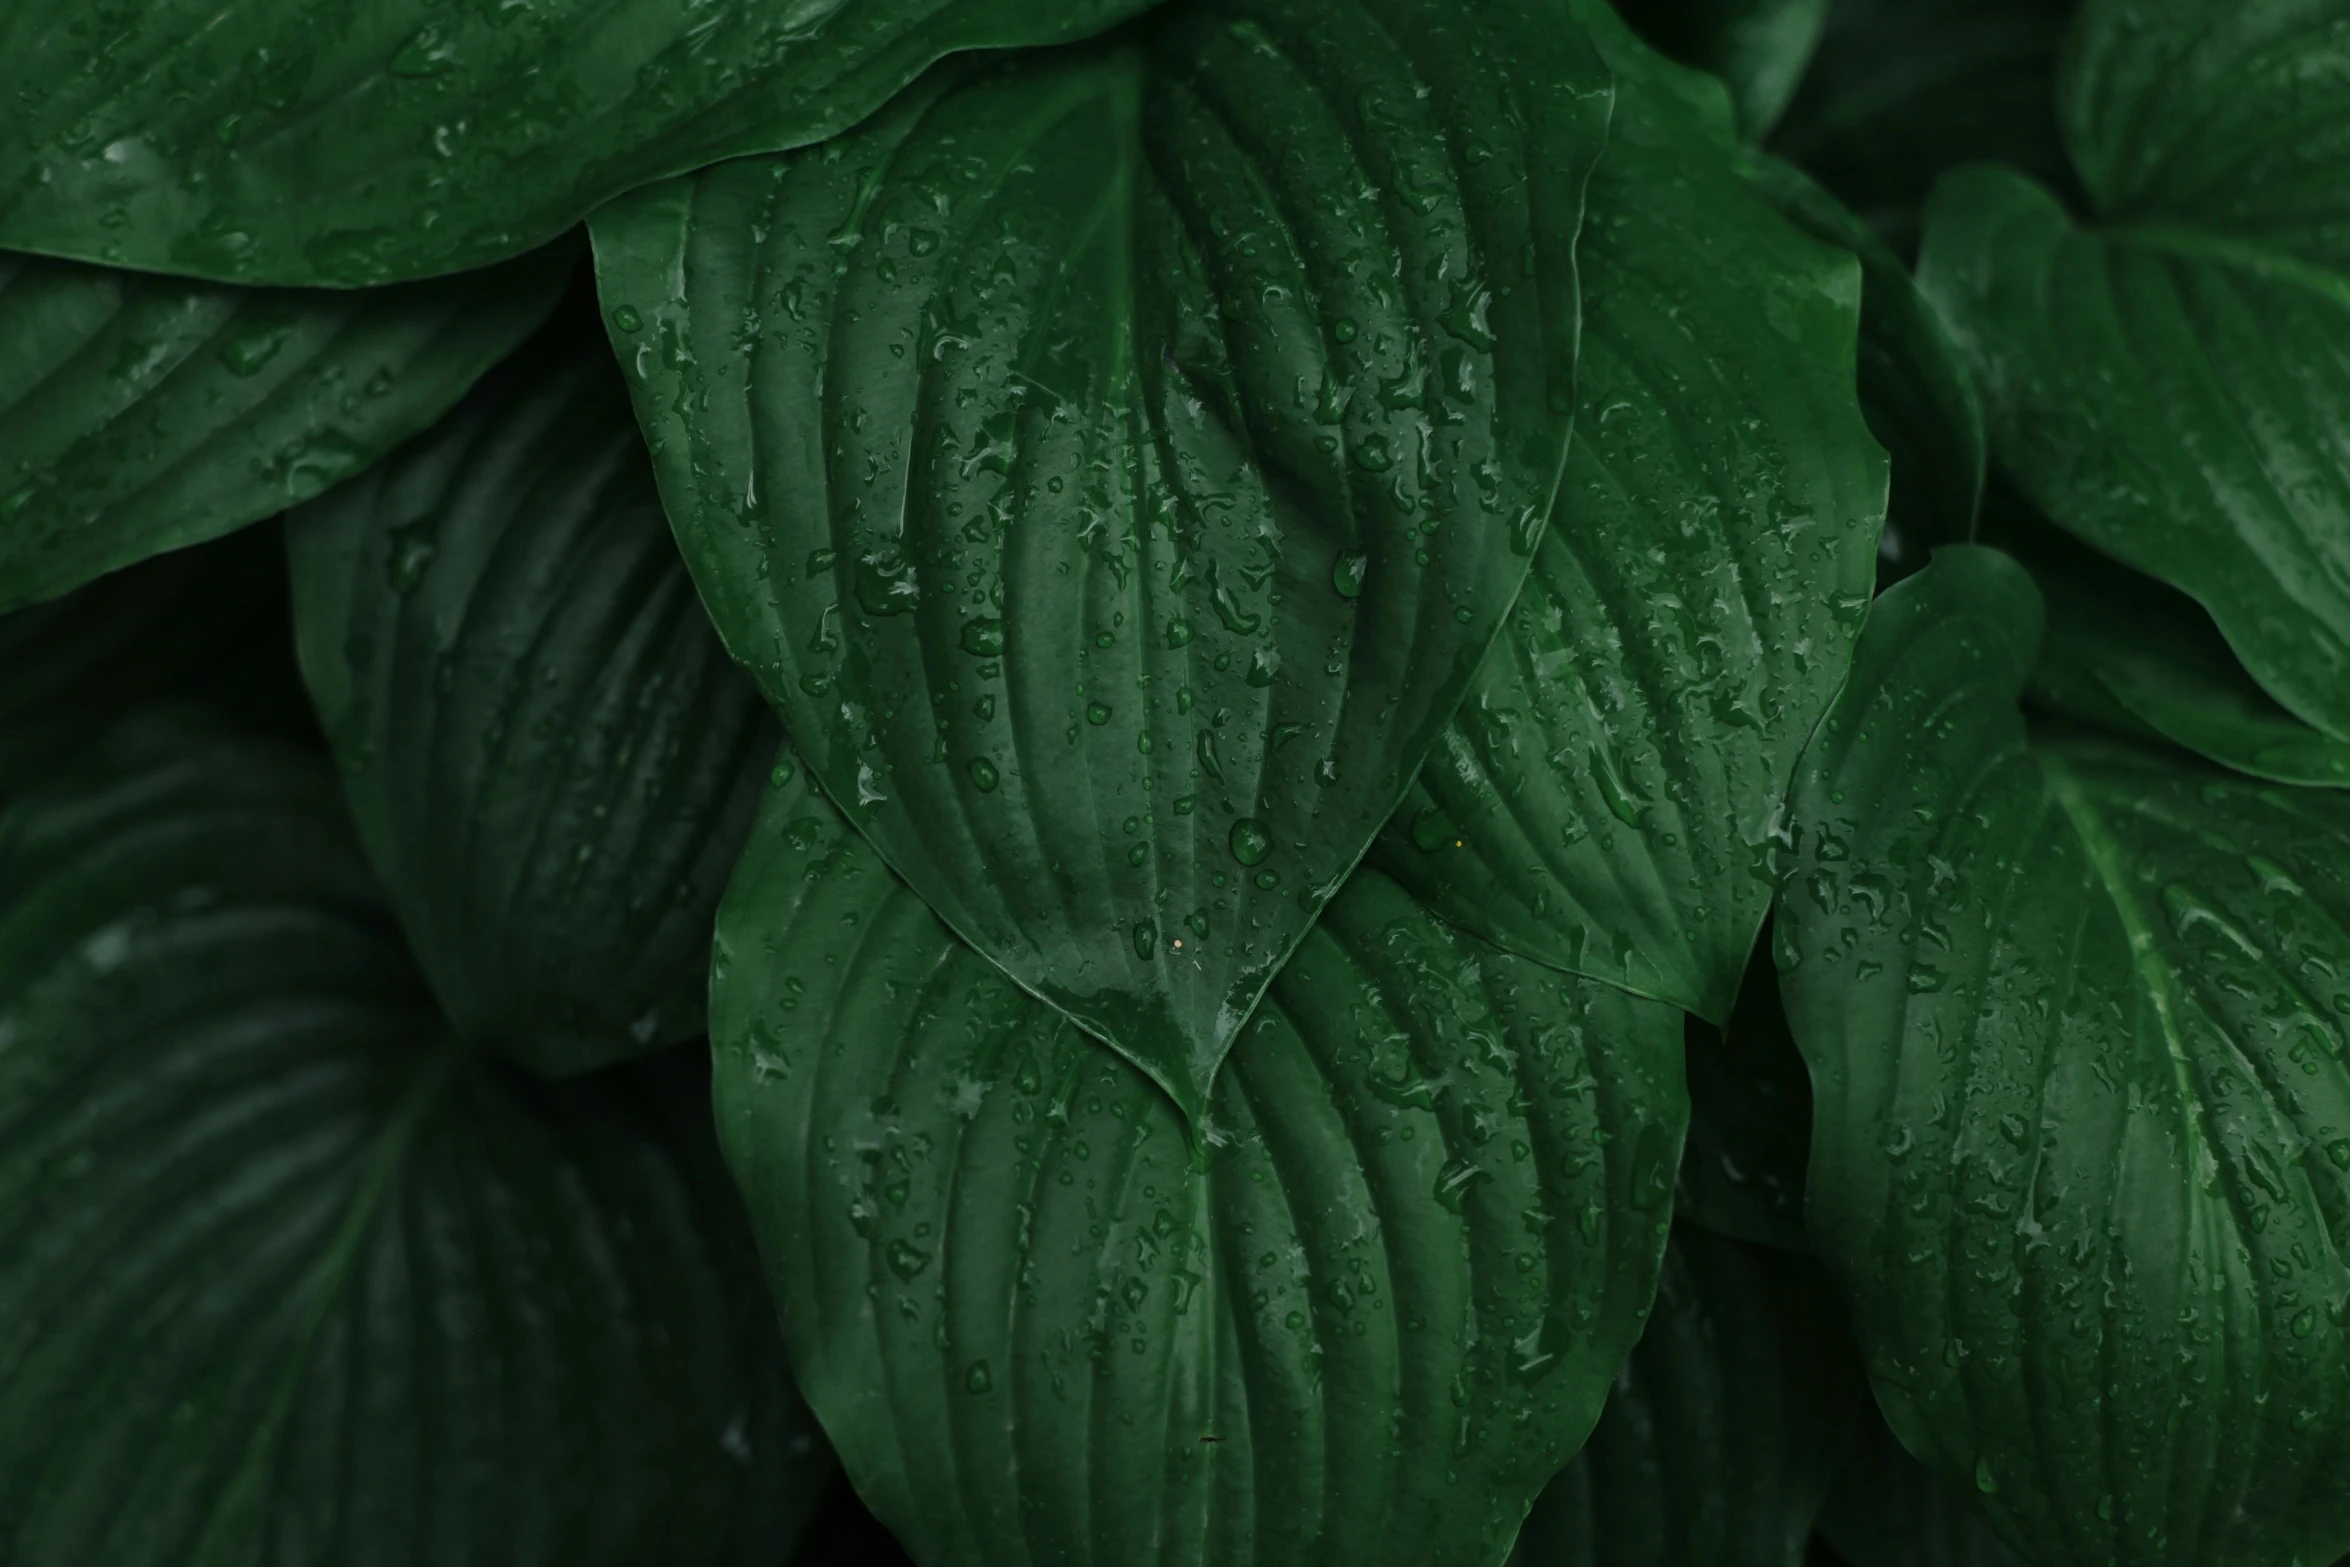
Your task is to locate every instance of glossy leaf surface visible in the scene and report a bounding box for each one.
[0,0,1157,286]
[1677,931,1815,1252]
[1918,0,2350,741]
[1744,155,1985,581]
[0,243,569,610]
[1617,0,1828,136]
[1370,33,1883,1024]
[1771,0,2078,251]
[289,310,776,1077]
[711,763,1688,1567]
[1507,1227,1861,1566]
[0,717,827,1566]
[1816,1403,2030,1567]
[1779,547,2350,1567]
[595,0,1613,1123]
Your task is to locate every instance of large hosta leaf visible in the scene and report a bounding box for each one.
[1778,546,2350,1567]
[1816,1404,2030,1567]
[1770,0,2078,252]
[0,716,827,1566]
[1918,0,2350,741]
[1615,0,1828,136]
[594,0,1613,1123]
[288,308,776,1078]
[0,0,1157,287]
[1506,1227,1861,1566]
[1369,32,1883,1024]
[0,243,570,609]
[711,762,1687,1567]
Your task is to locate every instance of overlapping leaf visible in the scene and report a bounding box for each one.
[1778,547,2350,1567]
[1816,1404,2031,1567]
[1771,0,2078,251]
[711,763,1687,1567]
[1676,932,1814,1252]
[0,243,570,609]
[288,307,776,1077]
[1919,0,2350,740]
[1616,0,1828,136]
[1506,1227,1861,1565]
[1369,28,1884,1024]
[595,0,1613,1123]
[0,716,826,1566]
[0,0,1159,286]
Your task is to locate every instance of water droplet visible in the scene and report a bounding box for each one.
[968,757,999,792]
[609,305,644,333]
[1332,549,1368,598]
[1229,819,1271,866]
[960,617,1005,656]
[1087,702,1112,726]
[1409,805,1459,853]
[769,758,797,790]
[965,1360,992,1394]
[1133,922,1156,960]
[1166,616,1194,648]
[886,1240,929,1279]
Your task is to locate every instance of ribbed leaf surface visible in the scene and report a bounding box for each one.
[711,763,1687,1567]
[594,0,1614,1124]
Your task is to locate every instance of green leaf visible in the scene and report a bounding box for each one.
[1677,929,1815,1252]
[1367,36,1883,1025]
[2003,511,2350,788]
[0,0,1159,286]
[1743,154,1985,582]
[0,715,828,1566]
[1816,1403,2031,1567]
[1917,0,2350,742]
[1615,0,1828,137]
[0,526,317,800]
[0,243,571,610]
[593,0,1615,1125]
[288,309,778,1077]
[711,762,1688,1567]
[1506,1227,1862,1566]
[1770,0,2078,253]
[1778,546,2350,1567]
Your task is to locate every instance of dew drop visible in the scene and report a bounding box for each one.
[1229,819,1272,866]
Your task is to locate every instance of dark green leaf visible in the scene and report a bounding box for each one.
[1917,0,2350,741]
[1677,928,1815,1252]
[711,762,1687,1567]
[1615,0,1828,137]
[0,243,571,609]
[1778,547,2350,1567]
[594,0,1614,1124]
[1770,0,2078,254]
[1370,28,1883,1024]
[0,715,827,1566]
[2001,510,2350,788]
[1816,1402,2030,1567]
[0,0,1158,286]
[1507,1227,1862,1566]
[0,526,317,800]
[288,308,777,1077]
[1743,154,1985,582]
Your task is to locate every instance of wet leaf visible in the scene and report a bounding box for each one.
[288,308,776,1076]
[0,715,827,1566]
[1372,24,1884,1024]
[0,242,570,609]
[0,0,1157,286]
[1507,1227,1862,1565]
[593,0,1614,1123]
[1918,0,2350,740]
[1779,547,2350,1567]
[711,764,1687,1567]
[1816,1401,2032,1567]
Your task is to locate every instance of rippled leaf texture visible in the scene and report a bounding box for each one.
[0,0,1160,287]
[1778,546,2350,1567]
[0,716,826,1566]
[1617,0,1827,136]
[2008,517,2350,788]
[1815,1404,2029,1567]
[288,311,776,1077]
[0,243,570,610]
[1744,156,1985,583]
[710,764,1687,1567]
[1918,0,2350,742]
[1370,31,1882,1024]
[1677,932,1815,1252]
[1771,0,2078,252]
[1505,1228,1861,1566]
[594,0,1612,1124]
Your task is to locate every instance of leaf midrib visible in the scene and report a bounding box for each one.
[2104,221,2350,315]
